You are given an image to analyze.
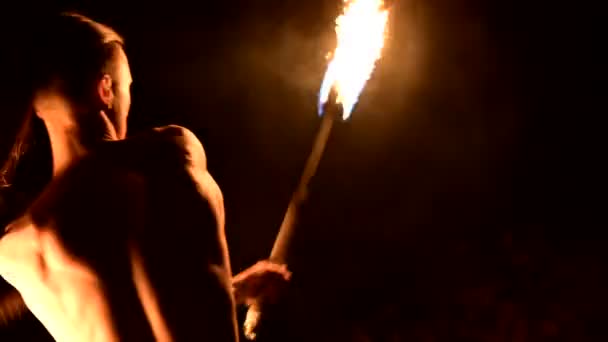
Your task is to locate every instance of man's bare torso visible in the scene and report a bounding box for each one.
[0,126,238,341]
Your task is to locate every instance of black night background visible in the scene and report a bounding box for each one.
[0,0,604,341]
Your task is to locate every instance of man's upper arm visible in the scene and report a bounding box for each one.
[154,125,225,234]
[150,125,238,340]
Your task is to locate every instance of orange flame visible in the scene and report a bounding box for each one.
[319,0,389,119]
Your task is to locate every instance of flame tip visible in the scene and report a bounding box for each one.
[318,0,389,120]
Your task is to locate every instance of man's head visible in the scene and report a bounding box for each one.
[1,12,131,190]
[29,13,132,139]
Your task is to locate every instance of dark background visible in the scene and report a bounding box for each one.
[1,0,604,340]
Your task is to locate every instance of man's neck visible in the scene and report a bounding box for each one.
[37,101,121,177]
[44,121,90,177]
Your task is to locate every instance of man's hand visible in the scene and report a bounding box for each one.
[232,260,291,306]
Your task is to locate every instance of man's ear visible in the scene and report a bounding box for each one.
[97,74,114,108]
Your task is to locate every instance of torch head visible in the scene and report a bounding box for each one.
[320,85,344,120]
[317,0,389,121]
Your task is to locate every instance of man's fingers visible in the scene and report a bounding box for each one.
[278,265,292,280]
[253,261,291,280]
[232,260,291,304]
[232,260,293,306]
[232,260,290,284]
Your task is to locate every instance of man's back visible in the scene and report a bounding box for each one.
[0,125,238,341]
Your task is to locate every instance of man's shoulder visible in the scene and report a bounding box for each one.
[148,125,207,169]
[138,126,224,228]
[105,125,207,175]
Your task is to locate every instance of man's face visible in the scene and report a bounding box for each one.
[107,47,132,139]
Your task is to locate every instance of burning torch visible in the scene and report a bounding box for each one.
[239,0,390,339]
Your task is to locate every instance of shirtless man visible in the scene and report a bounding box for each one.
[0,13,237,341]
